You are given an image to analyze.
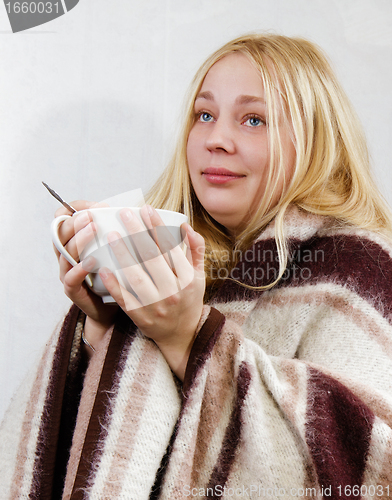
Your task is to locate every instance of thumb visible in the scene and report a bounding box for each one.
[64,256,95,290]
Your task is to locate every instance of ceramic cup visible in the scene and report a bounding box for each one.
[51,207,188,303]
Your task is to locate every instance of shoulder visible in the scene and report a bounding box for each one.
[258,204,392,274]
[214,206,392,318]
[284,208,392,292]
[275,206,392,320]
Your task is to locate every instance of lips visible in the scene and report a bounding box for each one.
[202,167,245,184]
[203,167,243,176]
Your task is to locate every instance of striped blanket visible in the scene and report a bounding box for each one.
[2,206,392,499]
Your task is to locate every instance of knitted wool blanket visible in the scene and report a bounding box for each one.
[2,206,392,499]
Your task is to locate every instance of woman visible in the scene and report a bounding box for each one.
[2,34,392,499]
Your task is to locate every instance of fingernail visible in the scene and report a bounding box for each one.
[77,212,90,224]
[99,268,111,280]
[82,256,95,271]
[146,205,155,217]
[187,223,195,234]
[85,222,94,234]
[121,209,133,222]
[107,232,121,246]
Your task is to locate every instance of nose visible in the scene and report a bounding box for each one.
[205,118,236,154]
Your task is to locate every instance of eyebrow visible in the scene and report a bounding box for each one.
[195,91,266,106]
[236,95,266,105]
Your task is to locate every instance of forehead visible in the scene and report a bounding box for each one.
[200,53,265,98]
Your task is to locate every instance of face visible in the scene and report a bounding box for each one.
[186,53,296,236]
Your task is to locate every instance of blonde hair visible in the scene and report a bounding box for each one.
[146,33,392,298]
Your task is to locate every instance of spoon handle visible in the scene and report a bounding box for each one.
[42,182,77,214]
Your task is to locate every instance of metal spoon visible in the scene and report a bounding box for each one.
[43,181,95,288]
[42,182,77,213]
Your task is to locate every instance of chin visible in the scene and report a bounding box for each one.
[205,210,240,232]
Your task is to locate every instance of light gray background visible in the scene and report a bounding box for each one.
[1,0,391,420]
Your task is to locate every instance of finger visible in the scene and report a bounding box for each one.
[63,256,95,291]
[120,209,182,293]
[134,244,181,298]
[90,201,110,208]
[99,267,142,312]
[139,205,189,274]
[119,208,167,268]
[57,211,93,248]
[140,205,178,256]
[130,205,181,274]
[161,223,204,290]
[138,207,198,293]
[183,223,205,273]
[65,221,97,262]
[120,207,170,265]
[118,208,189,299]
[119,207,146,233]
[59,254,73,283]
[62,257,101,305]
[107,232,161,304]
[107,231,138,269]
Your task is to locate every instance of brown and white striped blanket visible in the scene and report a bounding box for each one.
[2,206,392,499]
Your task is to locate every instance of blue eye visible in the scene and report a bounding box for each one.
[199,112,214,123]
[244,115,264,127]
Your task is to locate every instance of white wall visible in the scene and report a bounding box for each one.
[1,0,391,419]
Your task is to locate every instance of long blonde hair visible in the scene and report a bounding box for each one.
[146,33,392,297]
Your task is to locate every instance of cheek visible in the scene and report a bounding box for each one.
[246,143,269,176]
[186,130,200,173]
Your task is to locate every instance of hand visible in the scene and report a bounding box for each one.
[98,205,206,380]
[54,200,119,351]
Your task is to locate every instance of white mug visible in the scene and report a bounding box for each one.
[51,207,188,303]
